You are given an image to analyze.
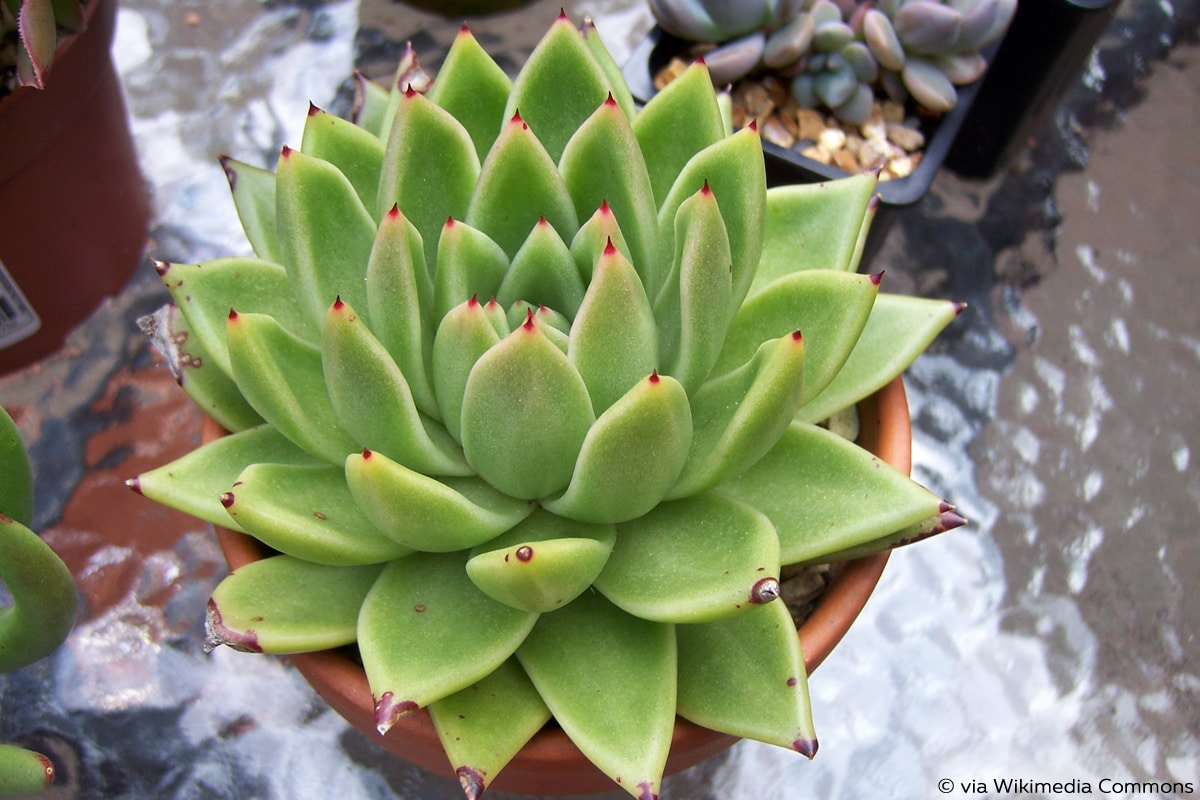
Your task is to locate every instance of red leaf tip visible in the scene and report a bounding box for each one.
[700,179,712,196]
[404,83,419,99]
[603,237,617,257]
[794,738,819,759]
[522,309,536,331]
[227,308,239,321]
[598,198,612,214]
[649,369,660,383]
[387,204,401,220]
[333,296,345,310]
[748,118,759,132]
[468,293,480,308]
[219,492,235,509]
[280,144,293,158]
[307,101,320,117]
[792,329,803,342]
[604,91,617,107]
[458,21,471,35]
[870,271,884,287]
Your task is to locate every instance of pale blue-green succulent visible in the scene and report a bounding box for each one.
[652,0,1017,123]
[131,14,964,799]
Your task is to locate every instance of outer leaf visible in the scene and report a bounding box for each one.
[360,552,538,733]
[751,175,879,295]
[344,449,533,552]
[796,294,963,423]
[466,113,580,260]
[221,463,411,566]
[653,183,733,394]
[719,421,950,565]
[502,13,614,164]
[219,156,283,264]
[156,257,311,374]
[0,515,76,672]
[206,556,384,653]
[378,89,481,269]
[669,331,805,499]
[516,591,675,800]
[128,424,321,531]
[579,19,639,123]
[596,493,781,623]
[542,373,692,524]
[676,599,817,755]
[460,317,595,499]
[466,508,616,612]
[567,242,657,415]
[715,269,878,406]
[496,218,585,319]
[276,147,377,330]
[301,104,386,217]
[655,127,765,308]
[431,297,506,442]
[811,506,967,563]
[632,60,726,209]
[428,659,552,800]
[138,304,264,433]
[0,743,54,796]
[226,311,358,464]
[365,207,437,418]
[351,70,391,136]
[433,218,511,323]
[426,24,513,163]
[559,95,659,294]
[322,298,469,475]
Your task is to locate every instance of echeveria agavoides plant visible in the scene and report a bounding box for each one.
[131,13,964,799]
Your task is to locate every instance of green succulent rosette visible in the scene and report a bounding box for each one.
[132,14,964,799]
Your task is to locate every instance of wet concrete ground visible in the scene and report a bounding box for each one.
[1,0,1198,797]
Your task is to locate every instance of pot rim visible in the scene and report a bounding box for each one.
[204,375,909,794]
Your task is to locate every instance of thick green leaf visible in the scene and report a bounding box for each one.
[360,552,538,732]
[426,25,513,163]
[580,19,639,123]
[676,599,816,754]
[715,269,878,406]
[141,304,263,433]
[1,404,34,526]
[796,293,963,423]
[129,424,321,531]
[301,105,385,217]
[567,243,657,414]
[276,147,377,331]
[466,113,580,260]
[322,298,468,475]
[569,201,633,283]
[653,183,733,394]
[460,318,595,499]
[0,742,55,796]
[431,298,506,443]
[206,556,383,654]
[157,257,311,374]
[632,60,726,210]
[718,421,949,565]
[428,659,552,799]
[226,311,357,464]
[495,218,585,319]
[559,95,659,294]
[542,373,692,524]
[811,505,966,563]
[466,509,616,612]
[502,13,613,164]
[655,127,765,308]
[378,89,481,269]
[222,463,410,565]
[596,493,781,623]
[432,218,511,323]
[345,449,533,552]
[351,71,391,137]
[669,332,805,499]
[750,175,879,294]
[516,591,675,800]
[0,515,76,672]
[219,156,283,264]
[364,207,437,418]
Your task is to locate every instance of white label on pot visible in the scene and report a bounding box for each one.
[0,258,42,350]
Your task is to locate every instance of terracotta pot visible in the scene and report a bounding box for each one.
[206,377,909,795]
[0,0,150,374]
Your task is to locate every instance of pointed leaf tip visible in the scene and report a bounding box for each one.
[749,576,781,604]
[638,781,658,800]
[604,91,617,107]
[153,259,171,276]
[955,301,968,316]
[125,477,143,495]
[219,155,237,188]
[749,119,759,132]
[603,237,617,256]
[794,738,819,759]
[457,767,486,800]
[280,145,293,158]
[649,369,660,383]
[375,692,419,735]
[227,308,239,321]
[220,492,235,509]
[870,271,884,286]
[307,101,320,117]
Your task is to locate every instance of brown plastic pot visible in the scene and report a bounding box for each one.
[0,0,150,374]
[205,376,909,795]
